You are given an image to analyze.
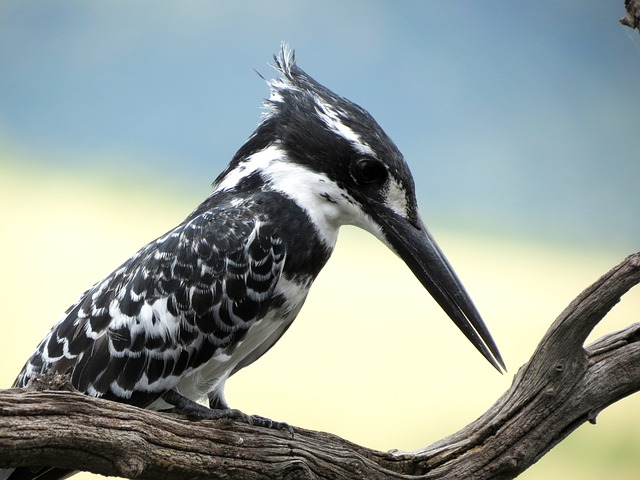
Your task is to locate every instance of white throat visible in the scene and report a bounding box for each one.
[215,145,382,247]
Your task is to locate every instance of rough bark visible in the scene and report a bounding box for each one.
[1,252,640,479]
[621,0,640,30]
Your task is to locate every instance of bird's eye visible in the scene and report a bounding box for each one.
[350,157,388,186]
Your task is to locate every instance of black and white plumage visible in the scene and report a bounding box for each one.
[7,46,504,480]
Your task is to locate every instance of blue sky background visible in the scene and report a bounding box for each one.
[2,4,640,477]
[1,1,639,252]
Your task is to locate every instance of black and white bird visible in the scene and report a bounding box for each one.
[6,46,504,480]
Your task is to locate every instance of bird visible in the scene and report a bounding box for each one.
[5,45,504,480]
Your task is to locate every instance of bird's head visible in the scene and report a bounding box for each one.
[214,45,504,372]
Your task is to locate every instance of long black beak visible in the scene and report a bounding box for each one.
[373,207,505,372]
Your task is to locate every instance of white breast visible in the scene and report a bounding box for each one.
[148,276,310,410]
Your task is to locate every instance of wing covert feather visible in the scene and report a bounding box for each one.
[15,207,285,407]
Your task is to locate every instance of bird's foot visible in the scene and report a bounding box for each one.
[161,389,293,434]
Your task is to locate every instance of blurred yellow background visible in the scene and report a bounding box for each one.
[1,155,639,479]
[2,2,639,478]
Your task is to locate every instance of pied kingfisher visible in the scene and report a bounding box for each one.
[6,46,504,480]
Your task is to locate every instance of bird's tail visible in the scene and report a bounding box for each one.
[0,468,75,480]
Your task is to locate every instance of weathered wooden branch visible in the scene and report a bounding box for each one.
[621,0,640,30]
[1,252,639,479]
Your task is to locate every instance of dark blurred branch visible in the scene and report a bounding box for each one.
[1,253,640,479]
[621,0,640,30]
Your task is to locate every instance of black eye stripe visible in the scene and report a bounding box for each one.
[349,157,388,186]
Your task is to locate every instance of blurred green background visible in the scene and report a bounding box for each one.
[2,1,640,478]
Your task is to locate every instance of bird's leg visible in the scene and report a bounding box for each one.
[160,389,293,434]
[207,390,230,410]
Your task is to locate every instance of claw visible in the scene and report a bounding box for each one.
[161,389,293,434]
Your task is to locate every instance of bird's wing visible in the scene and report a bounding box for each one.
[14,205,286,407]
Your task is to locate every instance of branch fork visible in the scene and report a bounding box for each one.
[2,253,640,479]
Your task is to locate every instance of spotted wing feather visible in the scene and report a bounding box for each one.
[14,205,285,408]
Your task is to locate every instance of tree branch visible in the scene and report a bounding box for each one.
[2,252,640,479]
[621,0,640,31]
